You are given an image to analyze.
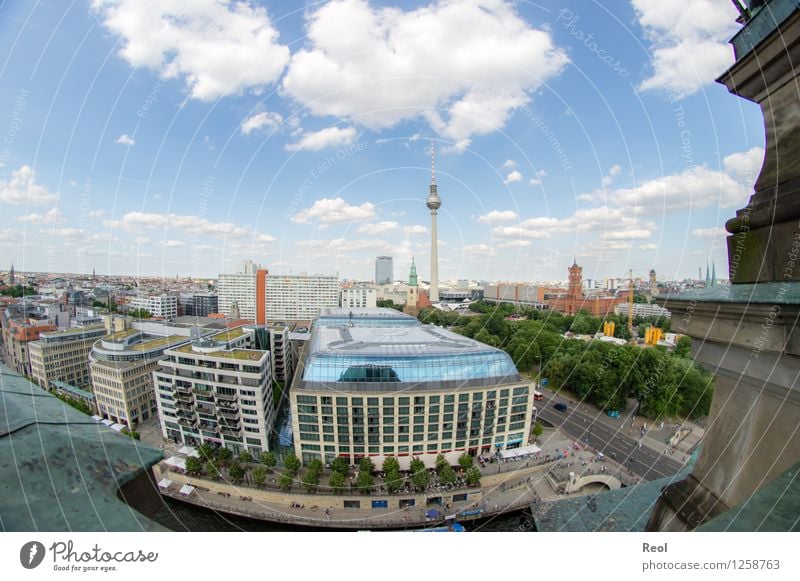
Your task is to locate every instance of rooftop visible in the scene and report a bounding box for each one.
[41,324,105,338]
[174,341,265,361]
[315,307,418,328]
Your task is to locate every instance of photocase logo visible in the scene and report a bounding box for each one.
[19,541,46,569]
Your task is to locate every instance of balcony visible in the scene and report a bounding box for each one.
[175,400,194,411]
[197,404,215,415]
[214,392,237,402]
[174,391,193,403]
[177,418,196,428]
[218,407,239,420]
[220,425,240,436]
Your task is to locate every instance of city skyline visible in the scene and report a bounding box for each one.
[1,1,760,283]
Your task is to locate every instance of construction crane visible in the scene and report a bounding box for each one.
[628,268,634,334]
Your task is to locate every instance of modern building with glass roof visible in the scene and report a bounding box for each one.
[290,308,534,467]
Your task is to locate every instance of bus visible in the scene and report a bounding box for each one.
[533,390,544,401]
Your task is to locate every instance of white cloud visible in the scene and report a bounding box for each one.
[156,239,186,247]
[116,133,135,146]
[402,225,427,236]
[285,126,357,152]
[528,169,547,185]
[601,164,621,187]
[634,0,739,98]
[88,209,105,218]
[42,227,81,238]
[282,0,567,149]
[501,159,516,169]
[640,243,658,250]
[462,243,494,257]
[241,111,283,135]
[292,197,376,224]
[16,207,64,224]
[358,221,399,234]
[477,210,518,225]
[600,229,651,241]
[134,236,151,245]
[297,237,390,254]
[92,0,290,101]
[254,233,276,243]
[504,170,523,184]
[0,165,58,206]
[497,240,531,248]
[723,146,763,184]
[691,226,727,239]
[104,211,268,240]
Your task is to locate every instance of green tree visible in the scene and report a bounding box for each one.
[302,469,320,492]
[439,464,456,485]
[409,457,425,475]
[382,456,400,474]
[358,457,375,475]
[329,470,346,493]
[458,453,473,470]
[260,451,277,470]
[532,421,544,440]
[238,450,253,464]
[215,447,232,464]
[228,462,245,483]
[465,466,481,486]
[356,469,374,493]
[331,456,349,476]
[205,460,220,479]
[284,453,301,475]
[411,467,430,490]
[252,466,267,486]
[278,471,293,491]
[185,456,203,475]
[435,453,448,474]
[307,458,324,477]
[127,308,152,319]
[198,442,215,461]
[675,335,692,357]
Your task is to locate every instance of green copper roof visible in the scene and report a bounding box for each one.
[0,364,165,531]
[409,257,418,286]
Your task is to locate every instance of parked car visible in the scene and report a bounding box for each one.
[606,410,620,418]
[553,402,567,412]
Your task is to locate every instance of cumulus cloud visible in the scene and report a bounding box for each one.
[104,211,271,240]
[497,240,530,248]
[358,221,400,234]
[0,165,58,206]
[640,243,658,250]
[634,0,739,98]
[285,126,357,152]
[723,146,763,184]
[477,210,518,225]
[528,169,547,185]
[88,209,105,218]
[156,239,186,247]
[601,164,621,187]
[116,134,135,146]
[241,111,283,135]
[291,197,376,224]
[462,243,494,257]
[16,207,64,224]
[282,0,567,150]
[501,159,516,169]
[504,170,523,184]
[297,237,390,254]
[92,0,290,101]
[402,225,427,236]
[691,226,727,239]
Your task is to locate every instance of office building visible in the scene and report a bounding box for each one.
[375,256,393,285]
[614,302,671,319]
[484,283,547,309]
[258,273,339,324]
[341,287,377,309]
[154,327,273,455]
[186,293,218,317]
[290,308,533,466]
[129,294,178,320]
[29,324,107,389]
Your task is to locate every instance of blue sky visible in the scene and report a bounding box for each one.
[0,0,764,283]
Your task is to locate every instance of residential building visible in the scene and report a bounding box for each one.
[375,256,393,285]
[290,308,534,467]
[258,272,339,324]
[89,329,190,426]
[267,322,295,383]
[154,327,273,455]
[341,287,377,309]
[129,294,178,320]
[186,293,218,317]
[218,262,259,321]
[484,283,547,309]
[0,310,56,377]
[29,324,107,389]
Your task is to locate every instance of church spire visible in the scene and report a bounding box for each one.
[409,257,418,286]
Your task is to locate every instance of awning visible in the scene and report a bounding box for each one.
[157,478,173,489]
[179,484,195,496]
[91,415,102,422]
[178,445,199,458]
[165,456,187,470]
[100,419,113,426]
[500,443,541,460]
[110,423,125,432]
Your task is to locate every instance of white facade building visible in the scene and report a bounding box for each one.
[129,294,178,320]
[218,272,257,321]
[340,287,377,309]
[263,274,339,323]
[614,302,672,319]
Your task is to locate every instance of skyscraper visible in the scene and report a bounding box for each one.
[427,142,441,302]
[375,256,393,284]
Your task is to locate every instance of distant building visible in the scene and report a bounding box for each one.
[341,287,377,309]
[548,260,626,316]
[154,326,274,455]
[0,311,56,377]
[29,324,107,389]
[129,294,178,320]
[614,302,671,319]
[186,292,218,317]
[484,283,547,309]
[375,256,393,285]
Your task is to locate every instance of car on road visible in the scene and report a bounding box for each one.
[606,410,620,418]
[553,402,567,412]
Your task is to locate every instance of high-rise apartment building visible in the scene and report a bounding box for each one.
[154,327,273,455]
[259,273,339,323]
[218,261,260,321]
[186,293,218,317]
[375,256,393,285]
[29,325,107,389]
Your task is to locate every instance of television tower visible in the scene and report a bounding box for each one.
[427,141,441,303]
